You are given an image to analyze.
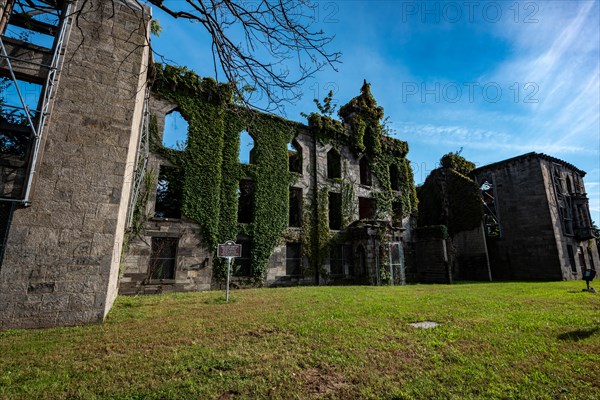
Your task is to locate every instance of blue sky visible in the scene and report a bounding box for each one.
[152,0,600,224]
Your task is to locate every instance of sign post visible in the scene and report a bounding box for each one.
[217,240,242,302]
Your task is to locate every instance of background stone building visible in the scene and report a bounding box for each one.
[472,152,599,280]
[0,0,150,329]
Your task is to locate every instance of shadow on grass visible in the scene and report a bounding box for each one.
[557,327,599,341]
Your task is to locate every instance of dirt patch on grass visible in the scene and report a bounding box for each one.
[299,367,349,396]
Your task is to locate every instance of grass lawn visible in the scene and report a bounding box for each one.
[0,281,598,399]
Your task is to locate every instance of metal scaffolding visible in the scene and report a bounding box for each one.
[0,0,71,205]
[126,85,151,228]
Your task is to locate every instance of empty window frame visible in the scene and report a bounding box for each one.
[329,244,352,276]
[233,240,252,276]
[359,157,372,186]
[149,237,178,280]
[358,197,376,220]
[392,200,402,224]
[289,187,302,227]
[566,176,573,194]
[238,179,254,223]
[286,242,302,276]
[561,205,574,236]
[326,148,341,179]
[239,130,255,164]
[163,109,188,150]
[389,163,400,191]
[288,140,302,174]
[154,165,182,219]
[566,245,576,273]
[328,192,342,230]
[578,246,586,272]
[355,245,366,276]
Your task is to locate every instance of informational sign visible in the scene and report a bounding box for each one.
[217,240,241,302]
[218,240,241,258]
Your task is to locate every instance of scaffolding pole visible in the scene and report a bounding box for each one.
[0,1,71,204]
[21,1,72,204]
[126,85,151,228]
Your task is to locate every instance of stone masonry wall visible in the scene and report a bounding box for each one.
[415,237,451,284]
[474,156,562,281]
[452,224,491,281]
[120,95,213,294]
[0,0,150,329]
[539,159,600,278]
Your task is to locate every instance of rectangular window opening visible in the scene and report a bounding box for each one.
[286,242,302,276]
[578,246,586,272]
[587,248,595,271]
[328,192,342,230]
[233,241,252,277]
[154,165,182,219]
[566,245,576,273]
[149,237,177,280]
[238,179,254,224]
[329,244,352,276]
[358,197,376,220]
[289,187,302,227]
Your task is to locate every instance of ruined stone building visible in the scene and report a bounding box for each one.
[0,0,417,329]
[1,0,150,329]
[118,68,418,294]
[1,1,597,331]
[415,153,491,284]
[472,152,599,281]
[416,152,599,283]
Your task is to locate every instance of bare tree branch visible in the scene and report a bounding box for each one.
[144,0,342,113]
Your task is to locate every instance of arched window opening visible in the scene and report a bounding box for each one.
[327,148,341,179]
[389,163,400,191]
[163,110,189,150]
[359,157,372,186]
[239,130,255,164]
[288,140,302,174]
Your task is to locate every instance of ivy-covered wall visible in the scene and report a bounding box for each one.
[132,65,418,287]
[306,81,418,221]
[150,64,300,283]
[417,152,483,236]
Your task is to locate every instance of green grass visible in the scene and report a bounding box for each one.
[1,281,599,399]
